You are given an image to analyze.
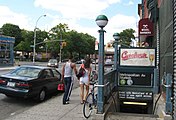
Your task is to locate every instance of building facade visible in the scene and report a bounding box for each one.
[139,0,173,86]
[0,35,15,66]
[139,0,174,118]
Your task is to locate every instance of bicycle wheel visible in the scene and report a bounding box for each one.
[83,93,94,119]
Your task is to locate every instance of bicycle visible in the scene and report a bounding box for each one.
[83,70,98,119]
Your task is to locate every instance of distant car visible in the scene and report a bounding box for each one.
[92,59,98,64]
[76,60,82,64]
[76,59,85,64]
[47,59,58,68]
[0,66,62,102]
[104,59,114,66]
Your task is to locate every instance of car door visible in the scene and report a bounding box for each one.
[51,69,62,91]
[42,69,56,92]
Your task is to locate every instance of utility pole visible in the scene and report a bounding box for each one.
[33,14,46,64]
[59,28,62,63]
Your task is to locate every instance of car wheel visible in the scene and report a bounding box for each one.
[5,94,13,98]
[37,89,46,102]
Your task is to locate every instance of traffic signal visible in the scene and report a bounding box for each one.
[62,42,67,47]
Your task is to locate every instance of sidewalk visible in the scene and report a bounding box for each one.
[4,86,167,120]
[5,87,88,120]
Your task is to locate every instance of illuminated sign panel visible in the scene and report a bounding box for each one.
[119,91,153,100]
[119,48,156,67]
[118,72,153,86]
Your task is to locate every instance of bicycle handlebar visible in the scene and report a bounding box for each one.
[94,82,110,88]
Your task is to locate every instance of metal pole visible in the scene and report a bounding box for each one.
[97,28,105,113]
[59,45,62,63]
[46,44,48,60]
[114,40,118,70]
[33,15,46,64]
[114,39,118,89]
[165,73,173,114]
[173,0,176,118]
[33,27,36,64]
[59,28,62,63]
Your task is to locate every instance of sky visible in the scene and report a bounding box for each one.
[0,0,140,44]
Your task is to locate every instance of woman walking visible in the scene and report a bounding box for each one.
[79,56,92,104]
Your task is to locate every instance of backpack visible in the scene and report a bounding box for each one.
[76,65,86,78]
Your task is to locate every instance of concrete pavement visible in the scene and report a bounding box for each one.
[4,86,88,120]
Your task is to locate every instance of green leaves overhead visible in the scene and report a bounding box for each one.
[1,22,135,59]
[0,22,96,59]
[119,28,135,47]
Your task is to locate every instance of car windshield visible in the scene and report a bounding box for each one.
[49,59,57,63]
[11,67,41,78]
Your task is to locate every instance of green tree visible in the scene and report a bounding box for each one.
[47,23,69,58]
[1,23,22,47]
[35,30,48,52]
[1,22,97,61]
[80,33,96,55]
[14,29,33,51]
[64,30,95,60]
[119,28,135,47]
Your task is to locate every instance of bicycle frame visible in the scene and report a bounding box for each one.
[90,81,97,105]
[83,70,98,119]
[83,80,98,119]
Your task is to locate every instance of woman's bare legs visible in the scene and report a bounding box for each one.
[80,84,84,103]
[84,85,89,101]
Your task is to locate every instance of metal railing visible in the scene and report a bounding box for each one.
[103,69,116,104]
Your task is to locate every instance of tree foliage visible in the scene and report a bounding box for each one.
[119,28,135,47]
[1,23,22,47]
[14,29,33,51]
[1,22,127,60]
[46,23,69,58]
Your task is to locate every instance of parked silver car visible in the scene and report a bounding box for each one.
[47,59,58,68]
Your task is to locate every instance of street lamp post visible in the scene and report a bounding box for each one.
[113,33,120,90]
[59,29,62,63]
[113,33,120,70]
[33,14,46,64]
[95,15,108,113]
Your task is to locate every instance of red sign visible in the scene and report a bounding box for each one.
[138,18,154,36]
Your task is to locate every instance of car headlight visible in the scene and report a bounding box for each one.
[55,63,57,65]
[48,63,51,65]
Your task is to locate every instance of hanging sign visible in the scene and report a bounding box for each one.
[138,18,154,36]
